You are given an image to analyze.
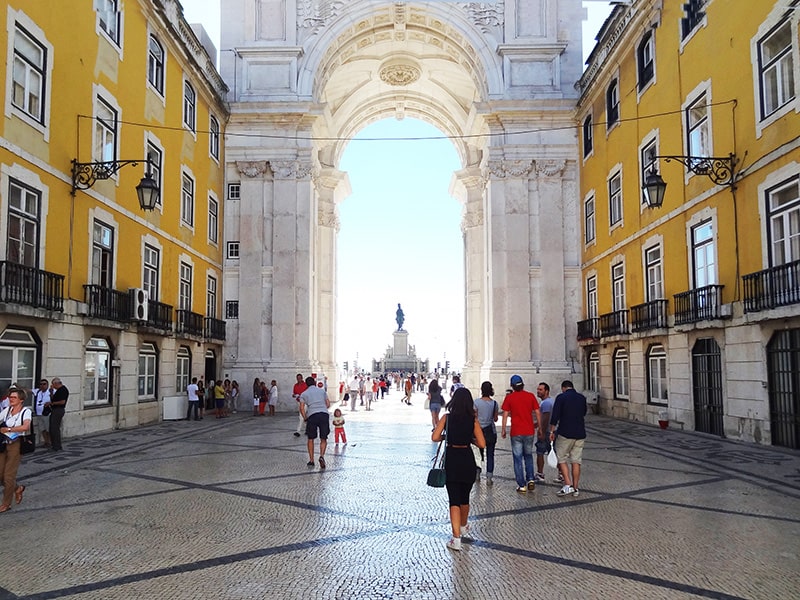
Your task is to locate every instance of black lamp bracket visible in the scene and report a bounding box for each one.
[71,158,154,195]
[654,153,737,187]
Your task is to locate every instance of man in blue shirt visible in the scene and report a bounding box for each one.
[548,380,587,497]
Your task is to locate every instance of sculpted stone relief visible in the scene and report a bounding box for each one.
[486,159,534,179]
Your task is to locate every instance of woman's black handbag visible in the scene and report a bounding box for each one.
[427,422,447,488]
[20,419,35,455]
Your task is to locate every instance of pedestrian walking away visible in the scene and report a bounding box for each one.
[534,382,554,482]
[293,374,308,435]
[474,381,499,485]
[549,380,587,497]
[299,376,331,468]
[501,375,542,493]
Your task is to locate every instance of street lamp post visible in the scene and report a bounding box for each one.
[71,158,161,210]
[642,153,737,208]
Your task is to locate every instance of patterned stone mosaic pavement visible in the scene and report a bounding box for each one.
[1,389,798,599]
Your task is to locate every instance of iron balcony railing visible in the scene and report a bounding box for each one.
[743,260,800,313]
[673,284,724,325]
[176,309,204,336]
[84,285,130,322]
[0,261,64,311]
[577,318,600,340]
[147,300,174,330]
[630,299,668,332]
[204,317,226,341]
[599,310,629,337]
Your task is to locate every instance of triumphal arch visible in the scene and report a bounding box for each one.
[219,1,584,400]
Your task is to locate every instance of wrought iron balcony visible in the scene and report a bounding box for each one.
[577,318,600,340]
[743,260,800,313]
[673,284,724,325]
[83,285,130,322]
[204,317,226,341]
[176,309,204,336]
[599,310,629,337]
[0,261,64,311]
[630,299,668,332]
[147,299,174,330]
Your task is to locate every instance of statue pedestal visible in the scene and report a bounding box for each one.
[393,330,409,357]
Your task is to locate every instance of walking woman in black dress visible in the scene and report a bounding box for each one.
[432,387,485,551]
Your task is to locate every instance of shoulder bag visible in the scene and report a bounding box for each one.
[426,420,447,488]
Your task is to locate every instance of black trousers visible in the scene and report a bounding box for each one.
[187,401,199,420]
[49,407,65,450]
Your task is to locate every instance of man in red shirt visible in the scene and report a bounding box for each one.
[292,373,308,437]
[501,375,542,493]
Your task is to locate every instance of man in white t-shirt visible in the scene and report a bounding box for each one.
[33,379,53,447]
[186,377,200,420]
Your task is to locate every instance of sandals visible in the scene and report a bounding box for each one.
[0,505,10,513]
[15,485,25,505]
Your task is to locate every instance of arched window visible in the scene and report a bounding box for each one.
[147,35,165,94]
[647,344,668,404]
[606,79,619,128]
[613,348,629,400]
[637,31,654,90]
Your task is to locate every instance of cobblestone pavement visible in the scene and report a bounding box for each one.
[1,390,799,599]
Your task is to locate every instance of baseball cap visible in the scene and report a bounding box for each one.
[510,374,523,386]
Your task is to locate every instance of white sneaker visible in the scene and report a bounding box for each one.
[446,537,462,551]
[557,485,575,496]
[461,524,473,541]
[572,488,580,497]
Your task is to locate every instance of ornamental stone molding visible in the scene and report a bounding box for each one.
[379,63,422,87]
[458,1,505,31]
[461,207,484,230]
[269,160,314,180]
[318,205,341,230]
[486,159,534,179]
[236,161,269,178]
[534,159,567,178]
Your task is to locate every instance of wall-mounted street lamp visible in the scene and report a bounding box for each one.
[642,153,737,208]
[71,158,160,210]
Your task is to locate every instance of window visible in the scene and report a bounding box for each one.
[584,195,595,244]
[227,241,240,259]
[587,351,599,392]
[209,115,220,159]
[691,220,716,288]
[146,143,162,206]
[681,0,706,40]
[637,31,654,91]
[644,245,663,301]
[92,220,114,287]
[7,180,40,267]
[613,348,630,400]
[686,92,710,162]
[147,35,165,94]
[179,262,192,311]
[94,97,117,163]
[207,276,217,318]
[176,346,191,393]
[226,301,239,319]
[612,262,625,311]
[85,337,111,406]
[208,197,218,243]
[183,81,196,132]
[759,20,796,120]
[587,275,598,319]
[96,0,120,45]
[647,344,668,404]
[582,115,593,157]
[12,24,46,123]
[143,244,159,301]
[609,171,622,226]
[641,139,658,203]
[138,343,157,399]
[767,177,800,266]
[181,173,194,227]
[606,79,619,128]
[228,183,240,200]
[0,329,37,394]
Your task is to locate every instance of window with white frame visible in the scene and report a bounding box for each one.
[609,171,622,226]
[84,337,111,406]
[691,220,716,288]
[587,275,598,319]
[7,180,40,268]
[176,346,190,393]
[94,97,117,163]
[613,348,630,400]
[96,0,120,45]
[209,115,220,159]
[758,19,796,120]
[641,139,658,203]
[143,244,159,301]
[647,344,668,404]
[644,244,663,301]
[584,195,595,244]
[587,351,599,392]
[767,176,800,266]
[0,329,37,394]
[227,241,240,259]
[582,114,593,157]
[227,183,240,200]
[183,80,196,132]
[686,92,710,162]
[181,173,194,227]
[681,0,706,40]
[206,275,217,318]
[612,262,626,311]
[147,35,165,94]
[146,143,162,206]
[179,262,192,311]
[137,342,157,399]
[226,301,239,319]
[12,24,46,123]
[606,79,619,128]
[92,220,114,288]
[637,31,655,91]
[208,197,218,243]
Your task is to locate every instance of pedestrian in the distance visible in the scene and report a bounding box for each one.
[549,380,587,497]
[252,378,261,416]
[268,380,278,416]
[427,379,445,431]
[46,377,69,452]
[474,381,499,485]
[332,408,347,444]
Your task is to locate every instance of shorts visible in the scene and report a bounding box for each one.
[306,412,330,440]
[215,398,225,409]
[429,403,442,413]
[554,437,585,464]
[535,438,551,455]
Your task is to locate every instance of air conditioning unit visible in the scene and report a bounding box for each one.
[129,288,149,322]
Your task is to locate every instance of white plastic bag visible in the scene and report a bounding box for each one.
[547,446,558,469]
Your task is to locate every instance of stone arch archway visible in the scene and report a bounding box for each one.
[221,0,584,403]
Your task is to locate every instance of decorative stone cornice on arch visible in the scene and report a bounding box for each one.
[269,160,314,180]
[236,161,269,178]
[486,159,535,179]
[534,159,567,178]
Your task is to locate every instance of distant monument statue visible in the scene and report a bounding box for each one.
[395,303,405,331]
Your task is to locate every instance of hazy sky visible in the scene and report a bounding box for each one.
[181,1,613,372]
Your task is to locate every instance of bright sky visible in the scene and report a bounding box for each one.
[181,0,613,372]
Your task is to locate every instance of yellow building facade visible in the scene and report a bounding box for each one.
[577,0,800,447]
[0,0,228,436]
